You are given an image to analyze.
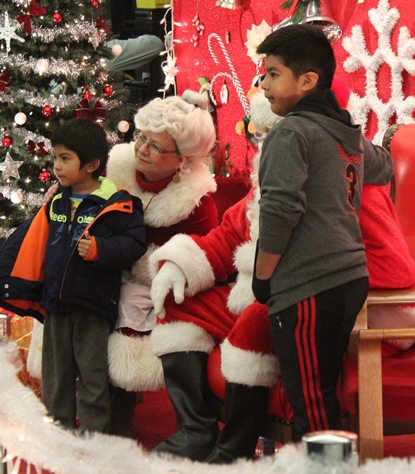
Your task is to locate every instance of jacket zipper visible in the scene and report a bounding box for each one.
[58,198,133,301]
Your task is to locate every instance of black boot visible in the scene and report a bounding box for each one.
[204,381,269,464]
[152,351,219,461]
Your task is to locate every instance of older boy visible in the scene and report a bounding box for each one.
[252,25,393,441]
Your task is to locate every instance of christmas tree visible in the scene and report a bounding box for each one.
[0,0,130,241]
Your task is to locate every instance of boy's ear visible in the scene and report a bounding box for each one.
[301,72,319,92]
[84,159,100,174]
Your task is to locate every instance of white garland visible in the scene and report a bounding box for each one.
[30,22,107,49]
[0,52,107,79]
[342,0,415,144]
[0,89,121,111]
[1,341,415,473]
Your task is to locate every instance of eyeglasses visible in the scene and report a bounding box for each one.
[134,131,180,156]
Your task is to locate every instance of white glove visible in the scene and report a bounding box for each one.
[151,261,186,319]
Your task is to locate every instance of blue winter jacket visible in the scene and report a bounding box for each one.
[0,177,146,329]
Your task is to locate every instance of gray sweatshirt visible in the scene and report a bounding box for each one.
[258,106,393,315]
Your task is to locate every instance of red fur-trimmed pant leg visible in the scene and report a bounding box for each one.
[221,302,279,387]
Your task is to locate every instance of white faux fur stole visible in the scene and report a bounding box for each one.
[106,142,217,228]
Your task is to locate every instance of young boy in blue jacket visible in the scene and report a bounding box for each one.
[2,117,146,433]
[252,25,393,442]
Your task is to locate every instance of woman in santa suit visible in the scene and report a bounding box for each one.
[149,81,415,463]
[105,90,219,437]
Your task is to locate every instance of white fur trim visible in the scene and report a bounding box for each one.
[108,332,164,392]
[106,143,217,229]
[150,321,215,356]
[226,187,259,314]
[149,234,215,296]
[220,339,279,388]
[368,305,415,350]
[27,319,43,380]
[227,242,256,314]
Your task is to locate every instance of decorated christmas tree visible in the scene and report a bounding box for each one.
[0,0,130,241]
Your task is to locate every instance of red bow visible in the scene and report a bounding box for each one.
[0,70,11,92]
[17,1,47,35]
[27,140,47,157]
[75,99,107,122]
[96,17,109,35]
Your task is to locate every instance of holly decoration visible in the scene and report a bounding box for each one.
[280,0,311,23]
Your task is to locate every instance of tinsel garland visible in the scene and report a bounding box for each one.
[0,14,106,49]
[0,90,122,112]
[0,52,107,80]
[1,341,415,473]
[30,22,107,49]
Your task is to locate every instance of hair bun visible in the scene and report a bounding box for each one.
[181,89,208,111]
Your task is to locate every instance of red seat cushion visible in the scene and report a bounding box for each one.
[342,344,415,420]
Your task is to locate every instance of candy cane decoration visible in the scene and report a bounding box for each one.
[208,33,251,117]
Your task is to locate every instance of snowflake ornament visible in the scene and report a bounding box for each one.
[162,55,179,87]
[0,12,25,53]
[343,0,415,144]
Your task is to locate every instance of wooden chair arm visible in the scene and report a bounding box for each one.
[367,288,415,306]
[358,327,415,463]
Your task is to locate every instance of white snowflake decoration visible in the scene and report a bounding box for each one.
[161,54,179,88]
[343,0,415,144]
[0,12,25,53]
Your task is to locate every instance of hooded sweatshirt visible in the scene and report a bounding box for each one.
[258,89,394,314]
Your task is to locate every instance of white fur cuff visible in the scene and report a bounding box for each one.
[108,332,164,392]
[149,234,215,296]
[151,321,215,356]
[220,339,279,388]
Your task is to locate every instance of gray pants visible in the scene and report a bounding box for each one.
[42,311,111,433]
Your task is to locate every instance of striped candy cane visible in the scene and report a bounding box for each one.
[208,33,251,117]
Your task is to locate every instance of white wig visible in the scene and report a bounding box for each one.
[134,90,216,169]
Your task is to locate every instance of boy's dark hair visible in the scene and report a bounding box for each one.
[50,117,109,179]
[257,24,336,89]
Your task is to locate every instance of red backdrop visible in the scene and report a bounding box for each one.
[171,0,415,176]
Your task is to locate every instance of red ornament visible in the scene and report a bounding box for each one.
[52,11,62,24]
[2,136,12,147]
[42,105,53,117]
[83,87,92,100]
[0,70,11,92]
[39,169,51,182]
[103,85,113,97]
[91,0,99,7]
